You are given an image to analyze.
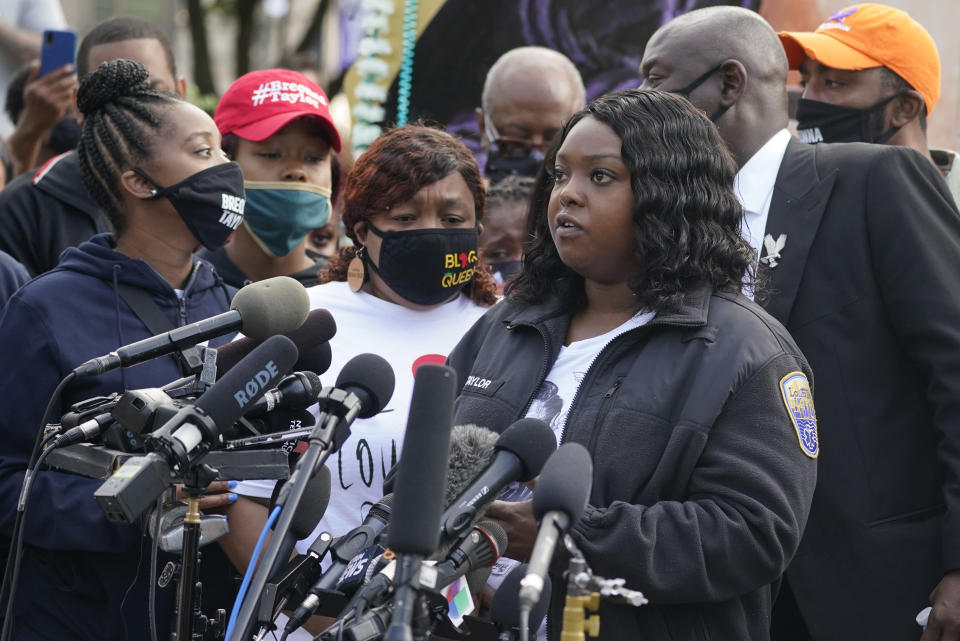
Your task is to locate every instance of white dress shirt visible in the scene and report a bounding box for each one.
[734,129,792,297]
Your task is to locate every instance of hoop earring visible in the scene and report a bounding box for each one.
[347,246,367,292]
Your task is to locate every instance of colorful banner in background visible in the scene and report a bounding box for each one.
[342,0,761,152]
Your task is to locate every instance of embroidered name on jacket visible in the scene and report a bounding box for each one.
[463,375,504,397]
[780,371,819,458]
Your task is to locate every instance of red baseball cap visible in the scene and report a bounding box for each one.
[214,68,342,152]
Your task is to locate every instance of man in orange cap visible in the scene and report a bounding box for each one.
[779,4,959,202]
[642,5,960,641]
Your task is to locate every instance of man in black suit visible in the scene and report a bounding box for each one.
[641,6,960,641]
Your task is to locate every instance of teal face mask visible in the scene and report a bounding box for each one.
[242,181,332,257]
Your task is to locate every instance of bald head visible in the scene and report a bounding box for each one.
[645,7,787,92]
[478,47,585,154]
[482,47,585,116]
[640,6,789,166]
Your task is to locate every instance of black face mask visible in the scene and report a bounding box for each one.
[46,116,80,154]
[795,92,905,144]
[672,62,729,122]
[488,259,522,282]
[364,222,479,306]
[134,162,246,250]
[485,144,545,182]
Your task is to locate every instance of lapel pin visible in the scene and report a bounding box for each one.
[761,233,787,268]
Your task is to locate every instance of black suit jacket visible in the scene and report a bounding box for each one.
[763,138,960,640]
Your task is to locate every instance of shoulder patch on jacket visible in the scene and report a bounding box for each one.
[463,374,505,397]
[780,371,818,458]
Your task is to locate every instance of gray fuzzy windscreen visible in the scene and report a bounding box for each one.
[445,424,499,508]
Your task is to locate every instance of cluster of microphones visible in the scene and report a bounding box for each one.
[6,276,600,641]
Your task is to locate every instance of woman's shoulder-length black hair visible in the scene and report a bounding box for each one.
[507,88,755,313]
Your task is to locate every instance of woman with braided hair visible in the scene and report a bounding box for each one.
[0,59,244,641]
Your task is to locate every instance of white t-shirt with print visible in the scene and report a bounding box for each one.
[488,309,655,632]
[237,279,488,548]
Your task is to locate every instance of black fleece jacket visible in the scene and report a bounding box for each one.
[447,286,818,641]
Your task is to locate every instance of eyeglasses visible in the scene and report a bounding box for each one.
[484,115,553,158]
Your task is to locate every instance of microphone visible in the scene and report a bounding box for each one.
[216,307,336,375]
[228,354,396,641]
[284,495,394,635]
[246,371,323,418]
[287,425,499,636]
[491,563,552,641]
[330,353,396,420]
[434,519,507,589]
[94,335,299,523]
[295,342,332,377]
[74,276,309,377]
[440,418,556,542]
[51,412,114,448]
[518,443,593,616]
[335,519,508,637]
[264,465,332,580]
[384,364,457,641]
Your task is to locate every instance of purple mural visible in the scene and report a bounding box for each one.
[376,0,760,148]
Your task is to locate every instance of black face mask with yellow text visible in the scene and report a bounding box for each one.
[364,222,479,306]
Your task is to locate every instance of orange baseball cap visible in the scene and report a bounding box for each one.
[778,4,940,114]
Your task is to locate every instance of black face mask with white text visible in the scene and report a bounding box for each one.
[795,92,905,145]
[134,162,246,250]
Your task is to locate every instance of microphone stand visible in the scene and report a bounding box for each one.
[175,463,226,641]
[559,535,648,641]
[228,387,364,641]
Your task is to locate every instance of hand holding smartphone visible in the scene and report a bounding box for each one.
[39,29,76,77]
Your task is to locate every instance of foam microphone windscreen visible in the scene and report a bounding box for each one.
[216,308,336,375]
[490,563,552,635]
[230,276,310,341]
[387,364,457,556]
[532,442,593,522]
[444,424,499,508]
[335,353,396,419]
[289,465,332,538]
[495,418,557,482]
[295,342,332,377]
[473,520,508,567]
[195,334,298,430]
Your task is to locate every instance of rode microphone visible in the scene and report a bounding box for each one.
[440,418,556,541]
[384,364,457,641]
[518,443,593,615]
[491,563,552,641]
[75,276,309,377]
[216,307,336,375]
[94,335,299,523]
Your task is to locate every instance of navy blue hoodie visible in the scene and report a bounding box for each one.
[0,234,233,641]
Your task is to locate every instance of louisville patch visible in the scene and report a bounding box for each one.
[780,371,819,459]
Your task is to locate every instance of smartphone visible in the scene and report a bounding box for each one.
[39,29,76,77]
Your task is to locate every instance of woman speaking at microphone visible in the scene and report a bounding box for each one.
[221,124,498,638]
[448,90,818,641]
[0,59,242,641]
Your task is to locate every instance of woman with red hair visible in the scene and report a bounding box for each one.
[221,125,498,638]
